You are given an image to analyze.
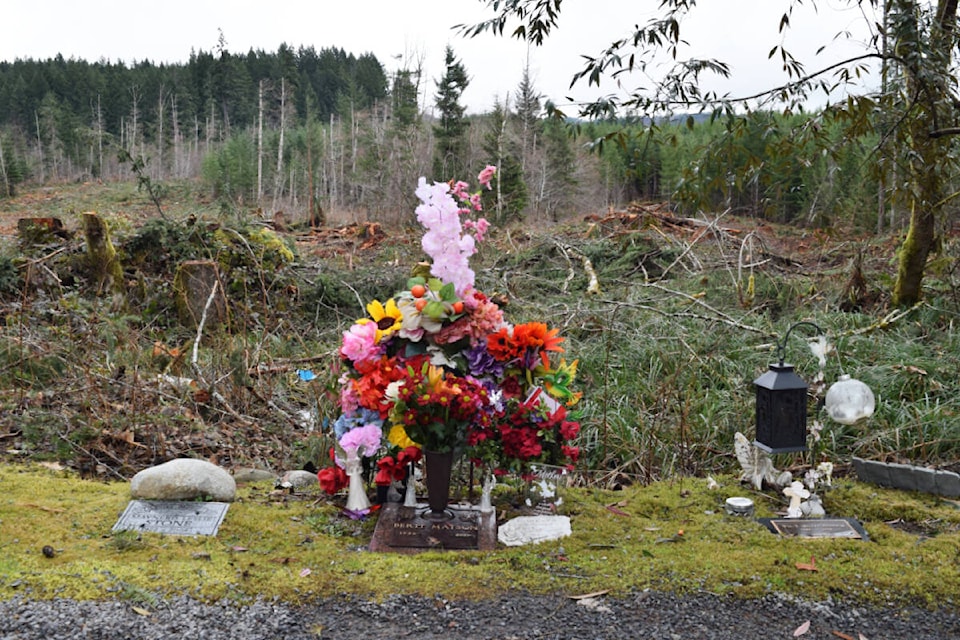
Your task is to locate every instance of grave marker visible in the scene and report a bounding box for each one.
[113,500,230,536]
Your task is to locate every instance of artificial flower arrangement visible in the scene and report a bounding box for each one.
[316,166,582,512]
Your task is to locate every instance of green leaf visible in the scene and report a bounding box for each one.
[424,300,447,319]
[439,281,457,301]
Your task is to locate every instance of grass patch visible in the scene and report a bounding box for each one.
[2,182,960,608]
[1,463,959,609]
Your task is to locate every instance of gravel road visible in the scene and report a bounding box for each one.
[1,590,958,639]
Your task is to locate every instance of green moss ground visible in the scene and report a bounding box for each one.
[1,463,958,609]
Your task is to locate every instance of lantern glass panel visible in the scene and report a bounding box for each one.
[754,363,808,453]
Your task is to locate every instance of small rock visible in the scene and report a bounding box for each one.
[576,597,612,613]
[800,495,826,517]
[131,458,236,502]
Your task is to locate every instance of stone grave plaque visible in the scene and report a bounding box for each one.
[761,517,868,540]
[113,500,230,536]
[370,503,497,553]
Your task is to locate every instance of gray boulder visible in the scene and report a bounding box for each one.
[232,467,278,484]
[278,470,319,490]
[131,458,236,502]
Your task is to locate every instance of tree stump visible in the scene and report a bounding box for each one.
[81,212,123,294]
[173,260,227,329]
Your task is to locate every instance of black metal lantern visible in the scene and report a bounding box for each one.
[753,322,824,454]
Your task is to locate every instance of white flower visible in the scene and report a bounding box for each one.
[816,461,834,487]
[808,335,832,368]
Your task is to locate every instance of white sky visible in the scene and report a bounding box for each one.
[1,1,881,114]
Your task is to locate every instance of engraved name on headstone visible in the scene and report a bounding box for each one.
[113,500,230,536]
[387,508,481,549]
[768,517,865,539]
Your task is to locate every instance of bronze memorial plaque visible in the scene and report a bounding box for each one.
[763,517,867,540]
[370,503,497,553]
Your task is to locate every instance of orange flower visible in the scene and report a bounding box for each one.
[512,322,564,367]
[487,327,519,361]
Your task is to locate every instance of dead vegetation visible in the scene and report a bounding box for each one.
[1,181,957,484]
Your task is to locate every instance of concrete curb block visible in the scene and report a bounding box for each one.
[852,456,960,497]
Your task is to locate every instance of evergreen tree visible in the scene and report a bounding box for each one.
[384,63,426,212]
[431,46,469,181]
[541,115,576,221]
[391,68,420,129]
[482,99,527,224]
[514,60,542,171]
[0,131,28,197]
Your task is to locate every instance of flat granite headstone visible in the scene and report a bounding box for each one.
[370,503,497,553]
[113,500,230,536]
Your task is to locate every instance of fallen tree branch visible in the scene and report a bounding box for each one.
[631,281,766,335]
[554,240,600,294]
[246,354,334,377]
[598,296,767,335]
[187,279,255,427]
[838,301,923,338]
[191,279,220,380]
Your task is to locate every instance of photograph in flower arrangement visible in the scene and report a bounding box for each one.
[314,166,583,518]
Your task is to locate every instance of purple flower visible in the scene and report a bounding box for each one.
[333,408,383,440]
[465,343,505,379]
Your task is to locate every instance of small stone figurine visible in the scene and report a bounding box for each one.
[783,481,811,519]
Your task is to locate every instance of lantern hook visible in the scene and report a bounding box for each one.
[775,321,825,366]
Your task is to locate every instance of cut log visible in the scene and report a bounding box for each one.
[173,260,227,329]
[17,217,71,247]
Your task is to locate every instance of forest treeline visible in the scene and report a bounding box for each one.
[0,43,887,230]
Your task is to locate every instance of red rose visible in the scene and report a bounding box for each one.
[318,465,348,495]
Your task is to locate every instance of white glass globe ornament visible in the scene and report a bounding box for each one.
[825,374,875,425]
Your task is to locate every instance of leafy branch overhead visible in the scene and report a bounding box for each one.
[464,0,960,308]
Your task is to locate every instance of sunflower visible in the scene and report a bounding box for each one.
[360,298,403,343]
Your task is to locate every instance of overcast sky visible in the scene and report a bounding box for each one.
[1,1,881,114]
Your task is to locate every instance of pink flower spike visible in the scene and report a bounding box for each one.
[474,218,489,241]
[451,180,470,199]
[478,165,497,189]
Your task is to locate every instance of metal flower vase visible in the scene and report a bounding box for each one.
[424,449,454,517]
